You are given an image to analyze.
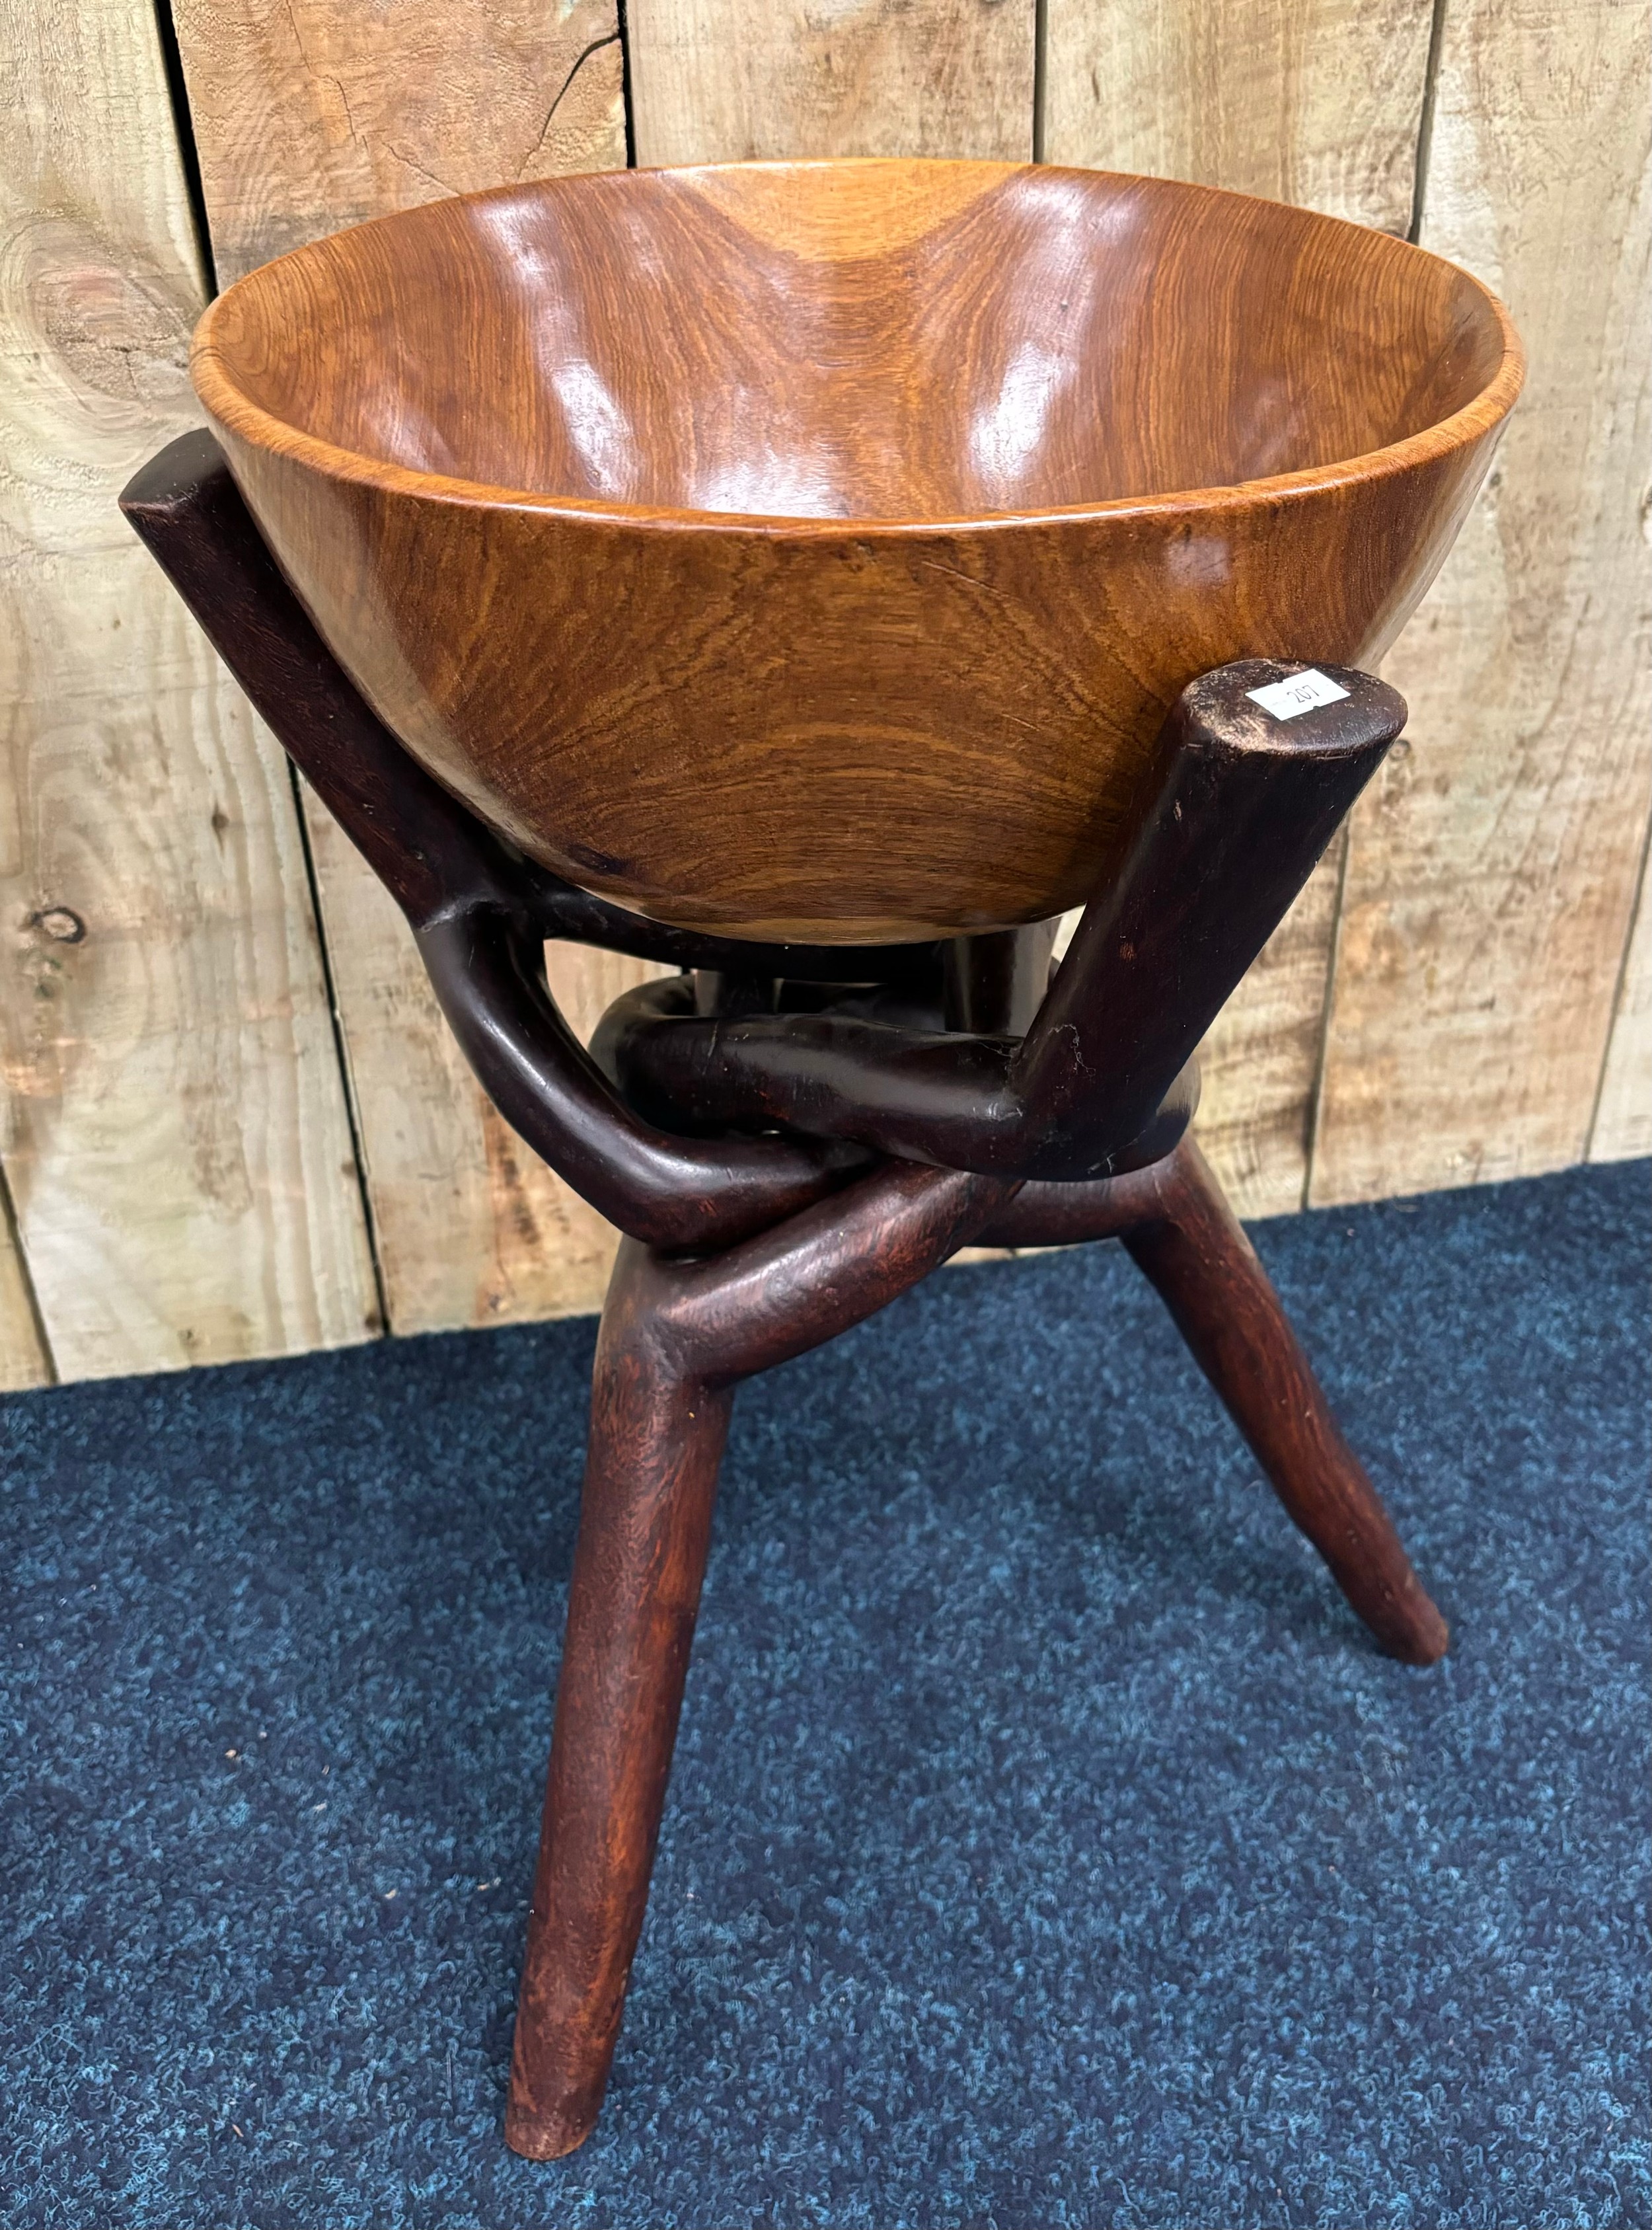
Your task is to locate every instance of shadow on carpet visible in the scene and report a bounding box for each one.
[2,1161,1647,2229]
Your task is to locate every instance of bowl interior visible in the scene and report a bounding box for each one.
[203,159,1508,522]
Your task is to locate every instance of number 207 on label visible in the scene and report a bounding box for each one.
[1246,669,1351,720]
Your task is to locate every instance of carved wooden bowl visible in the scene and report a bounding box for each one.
[192,159,1521,943]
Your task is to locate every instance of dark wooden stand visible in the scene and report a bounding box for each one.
[124,432,1448,2162]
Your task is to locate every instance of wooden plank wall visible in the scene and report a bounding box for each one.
[0,1172,49,1393]
[1593,847,1652,1163]
[1310,0,1652,1203]
[1043,0,1440,1217]
[2,0,1647,1390]
[169,0,648,1336]
[1,0,377,1387]
[627,0,1035,165]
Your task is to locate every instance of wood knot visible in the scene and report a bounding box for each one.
[30,906,86,944]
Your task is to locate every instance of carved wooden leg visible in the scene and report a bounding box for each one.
[978,1145,1448,1661]
[505,1241,733,2160]
[506,1162,1014,2159]
[1121,1139,1448,1665]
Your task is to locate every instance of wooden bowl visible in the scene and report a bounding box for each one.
[192,159,1521,944]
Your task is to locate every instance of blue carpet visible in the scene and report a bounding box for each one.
[1,1161,1647,2228]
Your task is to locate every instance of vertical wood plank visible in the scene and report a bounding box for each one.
[173,1,636,1334]
[1195,842,1347,1218]
[0,1273,51,1392]
[1043,0,1435,1213]
[171,0,628,282]
[1589,839,1652,1164]
[1312,0,1651,1204]
[1044,0,1435,232]
[1,0,378,1381]
[628,0,1035,166]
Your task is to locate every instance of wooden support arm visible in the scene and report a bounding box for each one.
[119,429,889,1252]
[414,909,869,1250]
[969,1139,1448,1667]
[603,663,1404,1180]
[593,971,1200,1174]
[119,432,1400,1217]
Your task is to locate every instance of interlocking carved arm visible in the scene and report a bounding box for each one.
[122,432,887,1253]
[601,665,1402,1179]
[122,430,1404,1235]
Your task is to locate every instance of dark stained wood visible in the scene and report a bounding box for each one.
[942,919,1061,1034]
[120,433,898,1254]
[506,1130,1446,2159]
[600,663,1404,1178]
[122,436,1399,1211]
[190,157,1521,941]
[122,423,1453,2168]
[506,1156,1014,2160]
[979,1143,1449,1665]
[1119,1140,1448,1666]
[505,1325,736,2163]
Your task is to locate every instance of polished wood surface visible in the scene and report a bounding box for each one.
[192,157,1521,942]
[507,1156,1012,2160]
[120,433,880,1257]
[118,434,1400,1223]
[602,664,1404,1179]
[1041,0,1444,1222]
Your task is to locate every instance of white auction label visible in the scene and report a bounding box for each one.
[1246,668,1350,720]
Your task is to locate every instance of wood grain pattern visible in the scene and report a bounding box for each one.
[1312,0,1651,1204]
[1043,0,1439,1215]
[507,1154,1016,2159]
[0,0,376,1381]
[1589,833,1652,1163]
[628,0,1034,169]
[1044,0,1435,233]
[621,0,1032,1235]
[172,0,626,284]
[124,431,871,1262]
[194,159,1517,942]
[172,0,630,1336]
[601,662,1401,1184]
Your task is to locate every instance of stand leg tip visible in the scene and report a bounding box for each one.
[504,2093,601,2161]
[1382,1599,1450,1667]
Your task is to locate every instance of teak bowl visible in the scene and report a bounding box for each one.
[192,159,1521,944]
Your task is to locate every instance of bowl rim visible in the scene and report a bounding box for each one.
[190,156,1526,536]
